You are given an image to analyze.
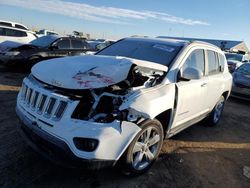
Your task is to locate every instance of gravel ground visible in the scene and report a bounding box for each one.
[0,64,250,188]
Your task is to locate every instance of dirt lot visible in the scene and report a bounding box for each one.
[0,64,250,188]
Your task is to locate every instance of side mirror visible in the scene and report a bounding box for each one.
[181,67,203,80]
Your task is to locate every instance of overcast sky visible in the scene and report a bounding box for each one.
[0,0,249,47]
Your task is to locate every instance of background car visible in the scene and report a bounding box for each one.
[231,63,250,100]
[225,52,249,63]
[87,39,115,51]
[36,29,59,37]
[0,20,37,43]
[227,60,243,73]
[1,35,92,67]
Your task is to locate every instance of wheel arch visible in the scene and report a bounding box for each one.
[28,54,43,61]
[154,109,173,138]
[222,91,230,100]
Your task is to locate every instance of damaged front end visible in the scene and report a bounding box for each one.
[16,55,171,163]
[32,55,168,125]
[71,66,166,124]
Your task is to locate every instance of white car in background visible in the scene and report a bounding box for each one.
[225,52,249,73]
[87,39,116,51]
[16,37,232,175]
[36,29,59,37]
[0,20,37,44]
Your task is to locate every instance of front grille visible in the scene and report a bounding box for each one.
[20,83,68,120]
[54,101,68,119]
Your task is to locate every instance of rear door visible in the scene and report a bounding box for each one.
[70,39,88,55]
[204,50,226,110]
[52,39,71,57]
[172,48,209,128]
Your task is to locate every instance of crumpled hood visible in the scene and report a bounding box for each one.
[31,55,168,89]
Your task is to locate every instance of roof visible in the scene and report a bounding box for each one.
[126,37,189,47]
[157,36,249,52]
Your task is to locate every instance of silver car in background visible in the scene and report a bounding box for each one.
[231,63,250,100]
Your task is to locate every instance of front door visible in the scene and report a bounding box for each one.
[172,48,209,129]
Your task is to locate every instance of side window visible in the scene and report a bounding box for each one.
[207,50,219,74]
[15,24,28,30]
[0,22,12,27]
[71,40,84,49]
[218,54,225,72]
[0,28,4,36]
[56,39,70,49]
[183,49,205,75]
[82,41,91,49]
[15,30,27,37]
[4,28,27,37]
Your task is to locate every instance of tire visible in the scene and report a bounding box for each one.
[121,119,164,176]
[205,96,225,126]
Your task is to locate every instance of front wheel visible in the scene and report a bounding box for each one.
[205,96,225,126]
[121,119,164,175]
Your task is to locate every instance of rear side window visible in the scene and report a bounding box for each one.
[71,40,84,49]
[0,28,27,37]
[0,22,12,27]
[15,24,28,30]
[57,39,70,49]
[183,49,205,75]
[218,54,225,72]
[207,50,219,75]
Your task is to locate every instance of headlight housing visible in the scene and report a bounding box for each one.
[5,51,20,56]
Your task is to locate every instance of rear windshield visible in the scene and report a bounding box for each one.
[30,35,59,47]
[97,39,182,66]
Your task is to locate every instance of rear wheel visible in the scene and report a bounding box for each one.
[121,119,164,175]
[206,96,225,126]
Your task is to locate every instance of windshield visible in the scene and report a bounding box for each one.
[97,38,183,66]
[30,35,59,47]
[237,64,250,75]
[225,53,243,62]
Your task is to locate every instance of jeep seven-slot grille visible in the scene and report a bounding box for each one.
[20,84,67,120]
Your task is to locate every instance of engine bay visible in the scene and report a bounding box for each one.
[69,65,166,123]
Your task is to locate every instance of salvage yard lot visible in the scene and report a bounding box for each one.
[0,64,250,188]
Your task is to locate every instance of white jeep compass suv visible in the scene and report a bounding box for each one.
[16,37,232,175]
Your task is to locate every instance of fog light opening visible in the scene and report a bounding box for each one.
[73,137,99,152]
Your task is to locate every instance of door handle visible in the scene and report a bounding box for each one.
[201,83,208,87]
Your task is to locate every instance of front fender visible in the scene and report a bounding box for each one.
[119,84,176,119]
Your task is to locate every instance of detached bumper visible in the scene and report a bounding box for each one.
[17,107,115,169]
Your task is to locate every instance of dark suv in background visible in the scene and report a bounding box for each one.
[0,35,91,67]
